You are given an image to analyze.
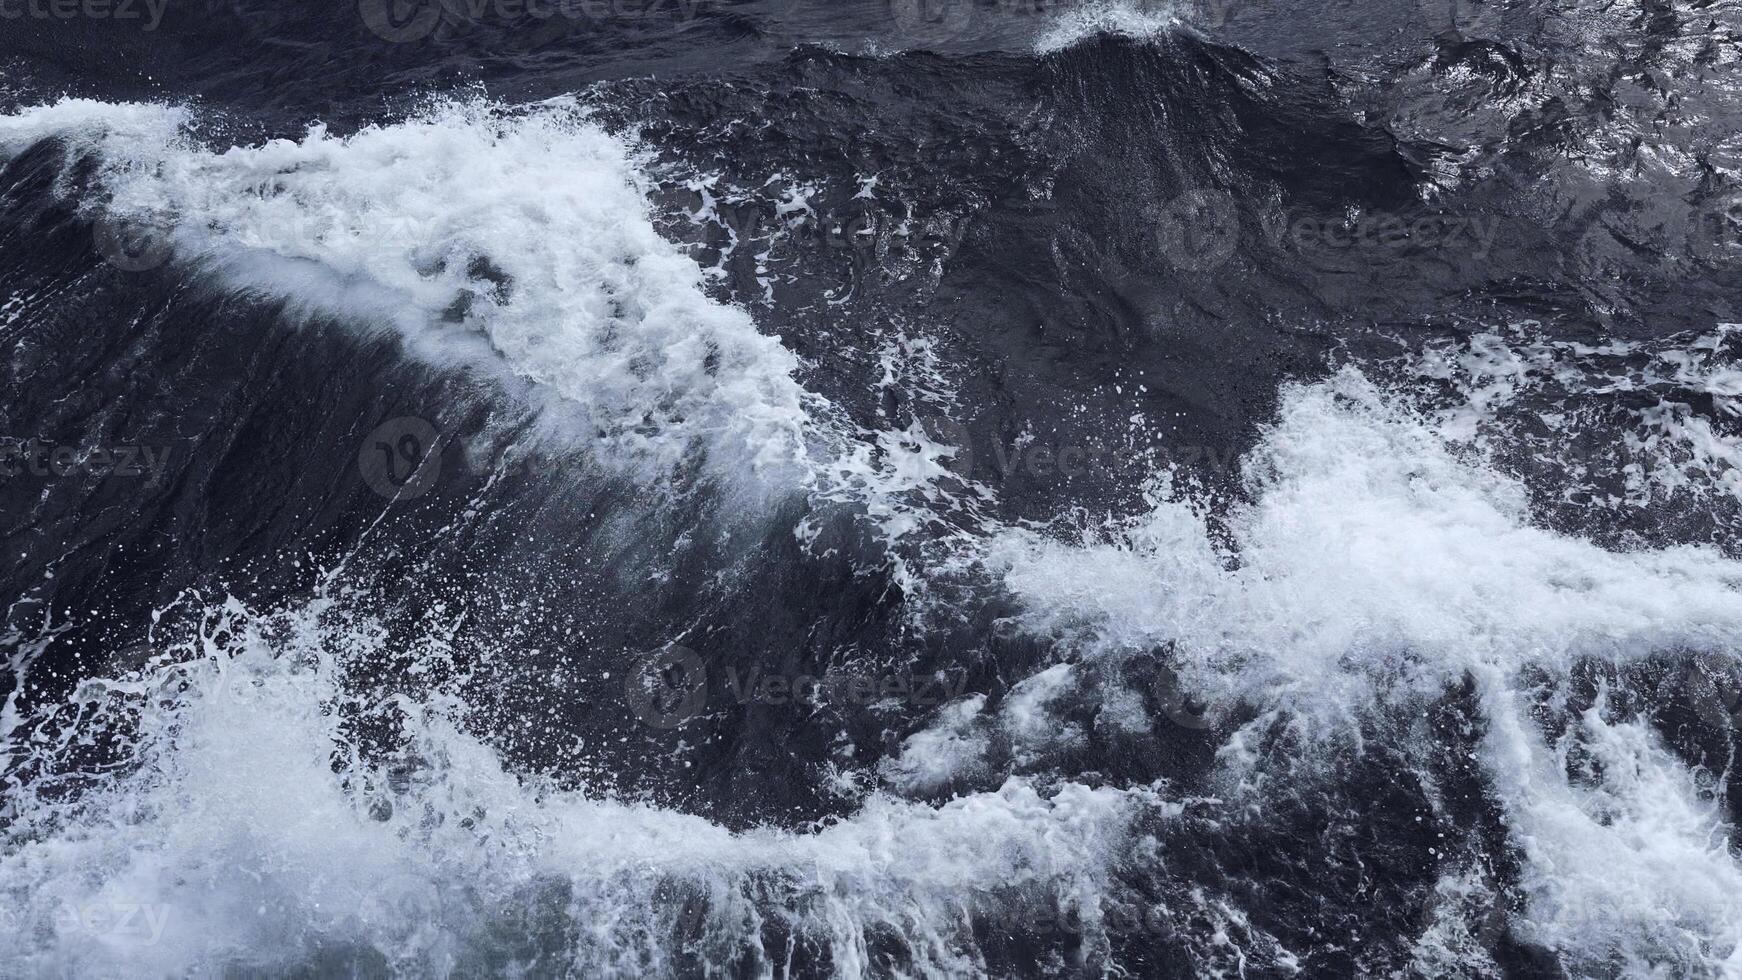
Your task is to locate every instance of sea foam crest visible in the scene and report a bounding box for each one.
[0,98,816,490]
[1034,0,1182,53]
[949,365,1742,973]
[0,589,1172,977]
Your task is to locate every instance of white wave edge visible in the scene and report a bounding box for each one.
[0,97,818,493]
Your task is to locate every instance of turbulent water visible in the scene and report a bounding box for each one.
[2,0,1741,977]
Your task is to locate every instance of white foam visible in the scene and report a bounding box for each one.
[1001,663,1087,764]
[1410,868,1502,977]
[1410,322,1742,511]
[0,98,816,490]
[0,592,1175,977]
[970,365,1742,971]
[878,693,992,793]
[1034,0,1181,53]
[1479,675,1742,974]
[988,369,1742,720]
[10,94,1742,977]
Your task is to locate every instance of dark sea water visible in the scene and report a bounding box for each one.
[3,0,1742,976]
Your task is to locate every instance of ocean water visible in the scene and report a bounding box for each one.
[3,0,1741,976]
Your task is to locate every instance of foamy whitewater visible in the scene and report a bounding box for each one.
[0,585,1169,976]
[1033,1,1181,54]
[4,23,1742,976]
[0,98,816,488]
[8,329,1742,974]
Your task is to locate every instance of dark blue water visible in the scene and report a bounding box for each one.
[3,1,1742,977]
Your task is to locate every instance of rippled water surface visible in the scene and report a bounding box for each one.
[3,0,1742,976]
